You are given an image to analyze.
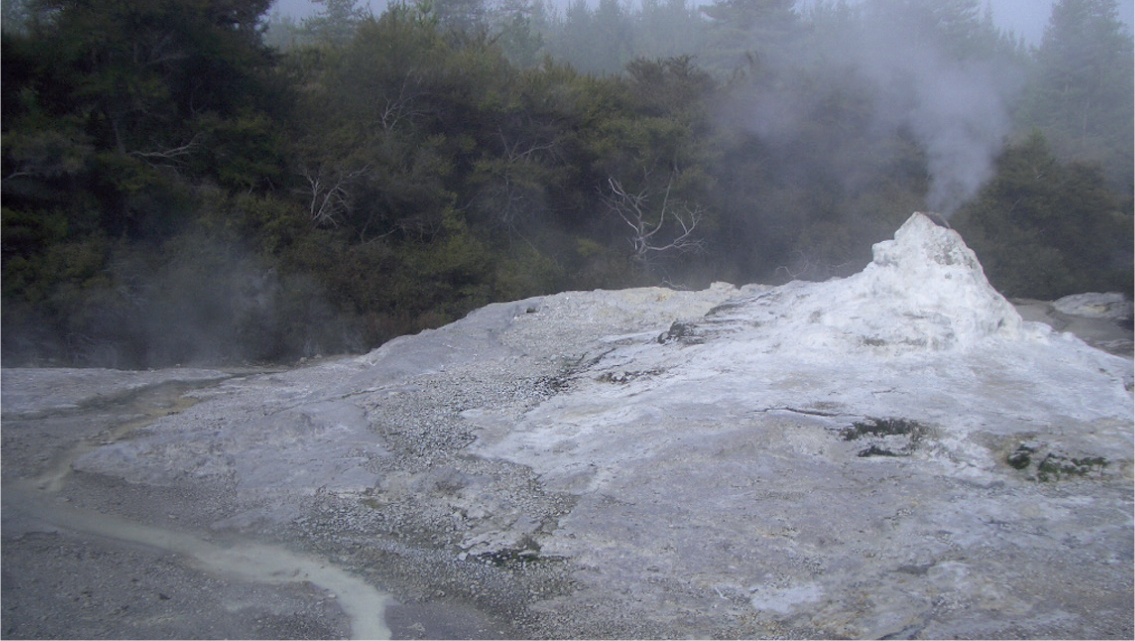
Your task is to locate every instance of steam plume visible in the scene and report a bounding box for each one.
[857,30,1019,216]
[735,5,1023,217]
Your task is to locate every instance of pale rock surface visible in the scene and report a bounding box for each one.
[1054,291,1134,321]
[1015,291,1133,357]
[468,214,1132,637]
[0,367,230,418]
[7,213,1131,639]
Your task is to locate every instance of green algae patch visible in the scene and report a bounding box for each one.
[839,418,928,457]
[1036,454,1109,481]
[840,418,924,441]
[1005,442,1111,482]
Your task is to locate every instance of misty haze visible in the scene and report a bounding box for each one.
[3,0,1131,366]
[1,0,1132,639]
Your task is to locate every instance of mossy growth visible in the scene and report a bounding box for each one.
[840,418,923,441]
[840,417,927,458]
[1005,442,1110,481]
[1006,443,1036,470]
[1036,454,1108,482]
[857,444,902,458]
[596,368,664,384]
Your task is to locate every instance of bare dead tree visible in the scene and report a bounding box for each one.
[371,76,429,132]
[487,127,559,232]
[775,249,812,281]
[775,249,858,282]
[498,127,558,163]
[128,134,201,169]
[603,173,705,267]
[300,162,369,228]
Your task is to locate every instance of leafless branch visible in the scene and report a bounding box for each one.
[775,250,811,281]
[370,76,428,132]
[300,162,369,228]
[498,128,557,163]
[475,127,560,234]
[775,250,857,281]
[604,173,704,265]
[129,134,200,162]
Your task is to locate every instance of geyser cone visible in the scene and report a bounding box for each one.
[699,212,1030,353]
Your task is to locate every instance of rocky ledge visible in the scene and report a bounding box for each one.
[3,213,1132,639]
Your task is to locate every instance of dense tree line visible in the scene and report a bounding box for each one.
[2,0,1131,367]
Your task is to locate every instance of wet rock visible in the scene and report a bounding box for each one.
[1053,292,1133,322]
[1013,293,1133,358]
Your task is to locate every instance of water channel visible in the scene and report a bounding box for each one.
[1,372,392,639]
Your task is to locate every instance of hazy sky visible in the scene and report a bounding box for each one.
[272,0,1135,43]
[977,0,1135,42]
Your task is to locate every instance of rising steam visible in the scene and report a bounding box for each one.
[734,5,1023,217]
[854,23,1020,216]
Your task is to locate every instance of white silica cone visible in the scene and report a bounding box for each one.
[841,211,1027,348]
[712,212,1037,354]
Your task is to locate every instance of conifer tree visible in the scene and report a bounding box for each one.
[1017,0,1133,185]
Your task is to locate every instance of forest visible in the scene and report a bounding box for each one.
[2,0,1132,368]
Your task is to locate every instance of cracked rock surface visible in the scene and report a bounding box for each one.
[3,213,1132,639]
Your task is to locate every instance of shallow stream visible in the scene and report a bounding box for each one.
[1,374,392,640]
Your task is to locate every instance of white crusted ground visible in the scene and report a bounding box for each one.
[464,213,1133,637]
[5,213,1132,639]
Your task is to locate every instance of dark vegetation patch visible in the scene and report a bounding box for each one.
[1006,442,1110,481]
[857,444,902,458]
[840,418,927,458]
[1037,455,1108,481]
[596,368,665,384]
[840,418,924,441]
[1006,442,1036,469]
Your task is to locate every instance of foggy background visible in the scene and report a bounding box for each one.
[273,0,1135,43]
[4,0,1130,369]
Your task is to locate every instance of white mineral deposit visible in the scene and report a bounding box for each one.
[3,213,1131,639]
